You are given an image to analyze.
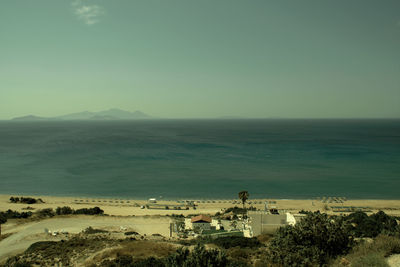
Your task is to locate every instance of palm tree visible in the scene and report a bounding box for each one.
[238,190,249,209]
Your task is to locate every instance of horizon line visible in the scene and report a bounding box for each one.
[3,117,400,121]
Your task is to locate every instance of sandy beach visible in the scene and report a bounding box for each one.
[1,194,400,264]
[1,194,400,217]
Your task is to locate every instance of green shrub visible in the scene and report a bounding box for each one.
[83,226,108,234]
[9,196,43,204]
[56,206,74,215]
[267,211,354,266]
[211,236,261,249]
[98,245,230,267]
[54,206,104,216]
[10,197,36,204]
[74,207,104,215]
[165,244,228,267]
[0,213,7,224]
[36,208,55,218]
[133,257,165,267]
[97,255,134,267]
[0,209,33,220]
[11,261,33,267]
[345,211,398,237]
[371,211,398,235]
[25,241,58,254]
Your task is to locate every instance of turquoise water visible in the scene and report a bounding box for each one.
[0,119,399,199]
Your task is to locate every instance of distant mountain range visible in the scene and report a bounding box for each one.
[12,109,151,121]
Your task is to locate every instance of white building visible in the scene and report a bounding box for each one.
[246,211,297,237]
[185,215,212,231]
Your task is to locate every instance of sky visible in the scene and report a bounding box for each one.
[0,0,399,119]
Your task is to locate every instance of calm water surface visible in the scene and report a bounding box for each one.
[0,119,399,199]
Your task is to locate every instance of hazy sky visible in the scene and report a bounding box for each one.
[1,0,399,119]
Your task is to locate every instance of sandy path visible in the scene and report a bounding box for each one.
[0,215,171,262]
[387,254,400,267]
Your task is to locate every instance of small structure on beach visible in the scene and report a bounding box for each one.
[264,200,279,214]
[148,198,157,203]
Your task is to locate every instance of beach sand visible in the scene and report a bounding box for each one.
[1,194,400,262]
[1,194,400,217]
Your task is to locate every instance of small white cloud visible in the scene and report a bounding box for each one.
[72,0,105,25]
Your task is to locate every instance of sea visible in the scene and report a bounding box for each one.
[0,119,399,199]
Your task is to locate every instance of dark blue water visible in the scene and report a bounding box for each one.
[0,119,399,199]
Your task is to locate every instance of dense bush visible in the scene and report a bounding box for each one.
[9,197,44,204]
[14,236,112,266]
[267,211,354,266]
[54,206,104,216]
[0,213,7,224]
[25,241,58,254]
[101,255,165,267]
[133,257,165,267]
[9,262,32,267]
[371,211,398,235]
[36,208,55,218]
[211,236,261,249]
[1,206,104,220]
[345,211,398,237]
[165,244,228,267]
[99,245,229,267]
[74,207,104,215]
[56,206,74,215]
[0,209,33,220]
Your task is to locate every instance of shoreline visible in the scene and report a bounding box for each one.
[2,194,400,217]
[1,193,400,201]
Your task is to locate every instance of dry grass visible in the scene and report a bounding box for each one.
[330,235,400,267]
[0,233,12,241]
[86,240,178,266]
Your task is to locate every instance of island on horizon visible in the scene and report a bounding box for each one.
[11,108,151,121]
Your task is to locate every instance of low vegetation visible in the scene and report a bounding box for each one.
[5,236,116,266]
[0,209,33,220]
[9,197,44,204]
[331,235,400,267]
[3,210,400,267]
[267,211,354,266]
[36,208,55,218]
[211,236,261,249]
[0,206,105,223]
[345,210,399,238]
[96,244,229,267]
[56,206,104,215]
